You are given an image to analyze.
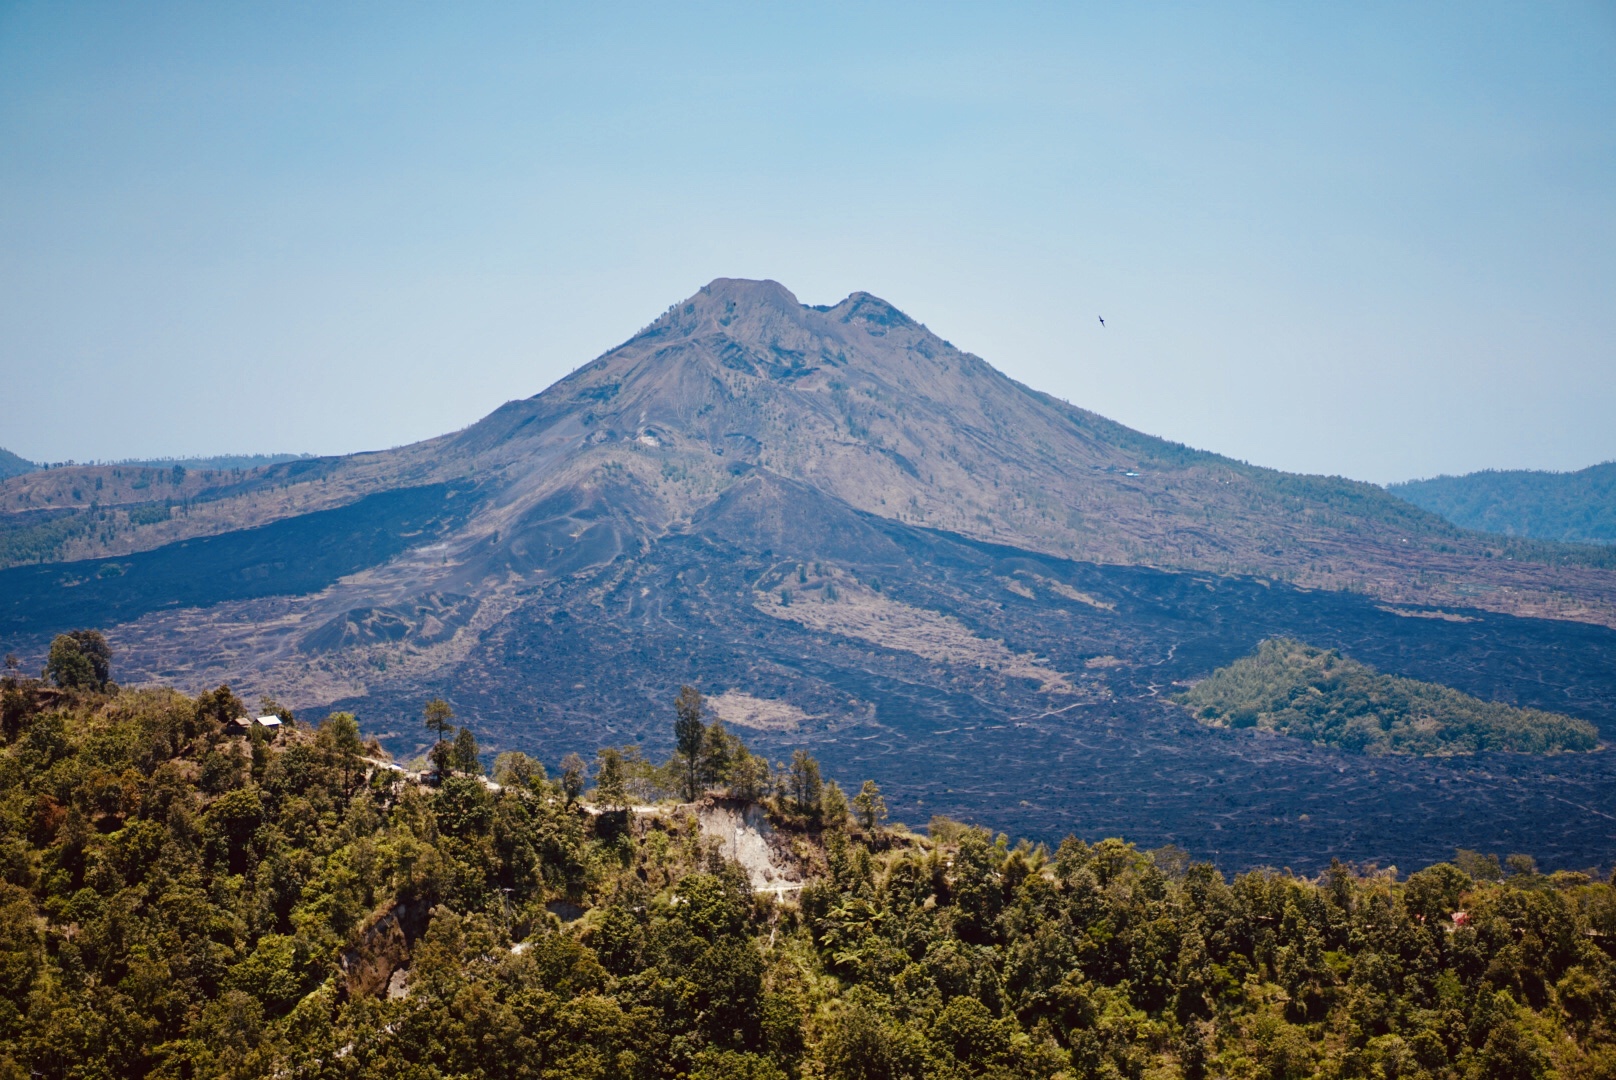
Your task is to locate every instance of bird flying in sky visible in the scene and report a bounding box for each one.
[1098,316,1106,327]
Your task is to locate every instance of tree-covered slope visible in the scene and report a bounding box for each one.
[1391,462,1616,545]
[0,447,36,480]
[4,666,1616,1079]
[1174,637,1599,755]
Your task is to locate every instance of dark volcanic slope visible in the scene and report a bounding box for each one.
[332,473,1616,874]
[0,484,474,636]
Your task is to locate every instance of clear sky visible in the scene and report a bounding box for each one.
[2,2,1613,484]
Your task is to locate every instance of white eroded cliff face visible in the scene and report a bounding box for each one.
[696,799,802,894]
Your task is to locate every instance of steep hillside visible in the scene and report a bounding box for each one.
[430,278,1608,613]
[6,279,1615,623]
[1391,461,1616,545]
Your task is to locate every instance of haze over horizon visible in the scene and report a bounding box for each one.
[2,3,1613,484]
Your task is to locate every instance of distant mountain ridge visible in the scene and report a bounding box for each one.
[112,452,314,472]
[1391,462,1616,546]
[0,448,310,478]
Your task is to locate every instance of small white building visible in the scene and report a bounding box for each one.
[255,715,282,729]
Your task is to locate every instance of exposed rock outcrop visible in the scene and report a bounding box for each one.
[696,798,802,893]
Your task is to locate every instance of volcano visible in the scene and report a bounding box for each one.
[5,278,1616,869]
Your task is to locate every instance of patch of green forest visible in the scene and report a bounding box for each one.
[0,447,36,481]
[1391,463,1616,546]
[2,635,1615,1079]
[0,508,111,568]
[1174,638,1600,756]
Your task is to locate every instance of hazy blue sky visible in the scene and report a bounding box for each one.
[2,2,1613,483]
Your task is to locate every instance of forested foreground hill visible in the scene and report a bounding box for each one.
[3,677,1616,1079]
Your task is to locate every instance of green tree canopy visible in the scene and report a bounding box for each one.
[594,747,629,810]
[853,780,888,836]
[45,629,111,690]
[0,674,1612,1080]
[674,685,705,801]
[788,749,823,818]
[423,696,454,742]
[451,725,482,776]
[492,750,546,792]
[560,751,587,805]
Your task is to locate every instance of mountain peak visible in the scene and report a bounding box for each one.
[696,277,801,308]
[825,290,917,331]
[640,279,925,351]
[638,277,819,346]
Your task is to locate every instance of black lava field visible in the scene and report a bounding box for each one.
[348,505,1616,875]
